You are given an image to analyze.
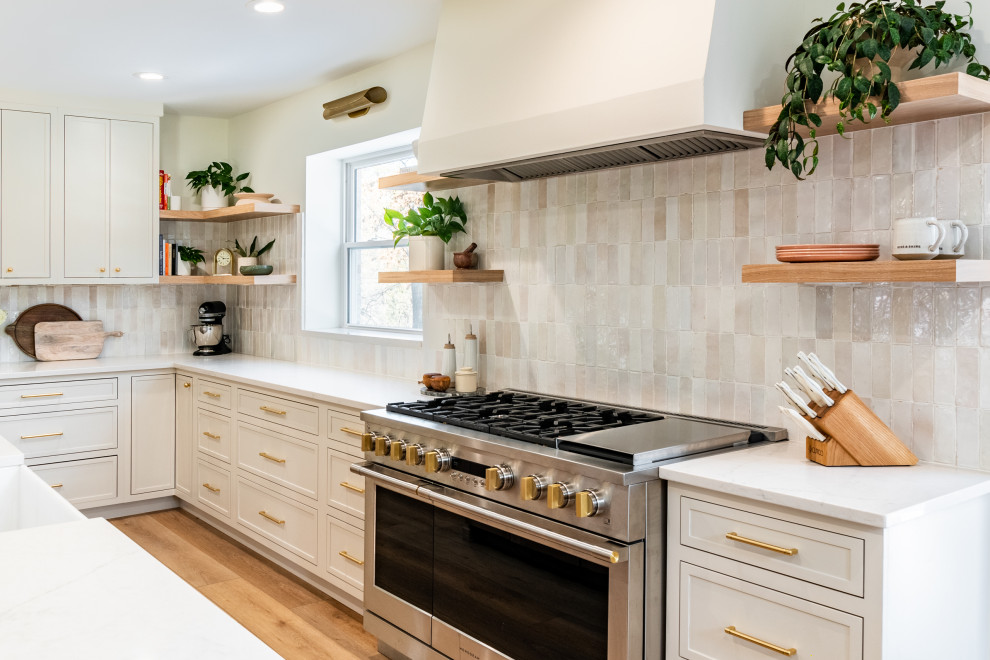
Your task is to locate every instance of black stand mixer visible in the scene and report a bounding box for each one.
[191,301,232,356]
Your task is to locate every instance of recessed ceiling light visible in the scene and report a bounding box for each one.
[134,72,165,81]
[248,0,285,13]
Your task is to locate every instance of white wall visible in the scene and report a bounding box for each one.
[227,41,434,208]
[159,115,231,210]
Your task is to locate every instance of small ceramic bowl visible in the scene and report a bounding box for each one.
[239,265,274,276]
[233,192,275,206]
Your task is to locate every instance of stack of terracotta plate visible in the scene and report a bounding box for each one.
[776,244,880,263]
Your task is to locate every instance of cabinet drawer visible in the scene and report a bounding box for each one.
[236,422,318,499]
[31,456,117,506]
[681,497,865,596]
[0,378,117,409]
[238,389,319,435]
[328,449,364,522]
[196,459,231,519]
[328,411,365,456]
[235,476,318,565]
[196,409,231,463]
[679,563,862,660]
[196,379,231,409]
[0,407,116,459]
[326,514,364,597]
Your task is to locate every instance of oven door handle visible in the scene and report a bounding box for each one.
[351,462,628,567]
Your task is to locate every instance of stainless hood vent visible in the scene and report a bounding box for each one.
[444,130,764,183]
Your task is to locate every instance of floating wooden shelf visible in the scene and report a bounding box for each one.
[378,270,504,284]
[159,274,297,285]
[378,172,492,192]
[744,72,990,138]
[742,260,990,283]
[159,202,300,223]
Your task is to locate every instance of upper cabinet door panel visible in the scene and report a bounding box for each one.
[109,120,154,278]
[1,110,50,279]
[64,116,109,278]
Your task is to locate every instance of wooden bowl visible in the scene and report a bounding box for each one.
[430,375,451,392]
[419,373,442,389]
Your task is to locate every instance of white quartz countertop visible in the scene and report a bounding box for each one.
[0,353,423,411]
[657,439,990,528]
[0,517,280,659]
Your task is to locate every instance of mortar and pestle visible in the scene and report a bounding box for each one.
[453,243,478,270]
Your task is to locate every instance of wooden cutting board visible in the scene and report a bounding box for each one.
[34,321,124,361]
[4,304,82,358]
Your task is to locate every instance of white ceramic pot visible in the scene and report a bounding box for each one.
[237,256,258,272]
[176,258,193,276]
[200,186,227,210]
[408,236,445,270]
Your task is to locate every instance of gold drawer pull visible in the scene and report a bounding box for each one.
[340,481,365,494]
[259,452,286,464]
[338,550,364,566]
[202,483,220,493]
[183,382,191,388]
[726,532,798,556]
[339,426,364,437]
[21,392,63,399]
[21,432,63,439]
[50,483,63,489]
[259,405,287,415]
[203,391,222,398]
[202,431,221,440]
[258,510,284,525]
[724,626,796,656]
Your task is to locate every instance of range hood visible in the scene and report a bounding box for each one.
[417,0,831,182]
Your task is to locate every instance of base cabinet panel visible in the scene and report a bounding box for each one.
[31,456,117,507]
[0,407,117,459]
[326,514,364,599]
[197,459,231,519]
[235,475,318,566]
[131,374,175,494]
[175,375,194,498]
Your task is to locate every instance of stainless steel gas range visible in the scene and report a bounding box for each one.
[352,390,786,660]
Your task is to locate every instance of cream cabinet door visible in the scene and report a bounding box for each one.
[131,374,176,494]
[109,120,153,278]
[64,116,109,278]
[175,374,194,498]
[1,109,50,279]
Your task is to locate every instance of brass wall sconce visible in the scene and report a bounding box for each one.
[322,86,388,119]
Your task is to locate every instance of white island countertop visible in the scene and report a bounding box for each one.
[0,517,280,659]
[0,353,423,411]
[658,439,990,528]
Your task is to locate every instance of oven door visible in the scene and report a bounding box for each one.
[354,462,644,660]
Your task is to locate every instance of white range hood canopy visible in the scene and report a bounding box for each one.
[417,0,833,181]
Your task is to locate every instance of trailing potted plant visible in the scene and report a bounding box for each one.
[383,193,467,270]
[232,236,275,273]
[185,162,254,210]
[767,0,990,180]
[177,246,206,276]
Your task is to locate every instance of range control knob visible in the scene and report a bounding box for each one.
[361,432,375,452]
[374,435,393,457]
[424,448,452,473]
[520,475,548,501]
[547,482,574,510]
[389,439,408,462]
[485,465,514,491]
[406,443,425,466]
[575,490,603,518]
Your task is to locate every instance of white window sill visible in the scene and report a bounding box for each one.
[303,327,423,348]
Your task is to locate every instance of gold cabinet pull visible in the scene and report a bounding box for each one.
[50,483,63,489]
[21,392,63,399]
[21,432,63,439]
[259,452,286,464]
[726,532,798,556]
[202,483,220,493]
[724,626,796,656]
[99,267,106,273]
[259,405,287,415]
[5,268,11,273]
[258,510,284,525]
[202,431,221,440]
[203,391,222,398]
[339,481,365,494]
[114,267,121,272]
[338,550,364,566]
[183,382,191,388]
[339,426,363,437]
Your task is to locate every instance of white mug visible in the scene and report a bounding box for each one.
[934,219,968,259]
[892,217,946,260]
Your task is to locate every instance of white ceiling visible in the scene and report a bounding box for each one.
[0,0,441,117]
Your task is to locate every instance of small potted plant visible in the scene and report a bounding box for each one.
[176,246,206,276]
[232,236,275,274]
[185,162,254,210]
[383,193,467,270]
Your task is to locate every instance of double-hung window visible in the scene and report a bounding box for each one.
[342,147,423,333]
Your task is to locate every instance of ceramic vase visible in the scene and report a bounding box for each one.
[408,236,445,270]
[200,186,227,210]
[237,256,258,273]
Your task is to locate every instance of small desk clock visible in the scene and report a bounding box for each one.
[213,248,234,276]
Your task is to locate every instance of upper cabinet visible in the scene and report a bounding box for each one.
[65,117,156,280]
[1,110,50,279]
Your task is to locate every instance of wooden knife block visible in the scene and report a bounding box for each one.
[804,389,917,467]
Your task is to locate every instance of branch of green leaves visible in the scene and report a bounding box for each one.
[383,192,468,246]
[185,161,254,196]
[767,0,990,180]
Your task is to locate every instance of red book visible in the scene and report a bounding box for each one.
[159,170,165,210]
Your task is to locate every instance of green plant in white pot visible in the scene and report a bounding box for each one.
[185,162,253,210]
[383,193,467,270]
[232,236,275,272]
[176,246,206,276]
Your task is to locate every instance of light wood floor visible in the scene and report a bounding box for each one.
[111,508,385,660]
